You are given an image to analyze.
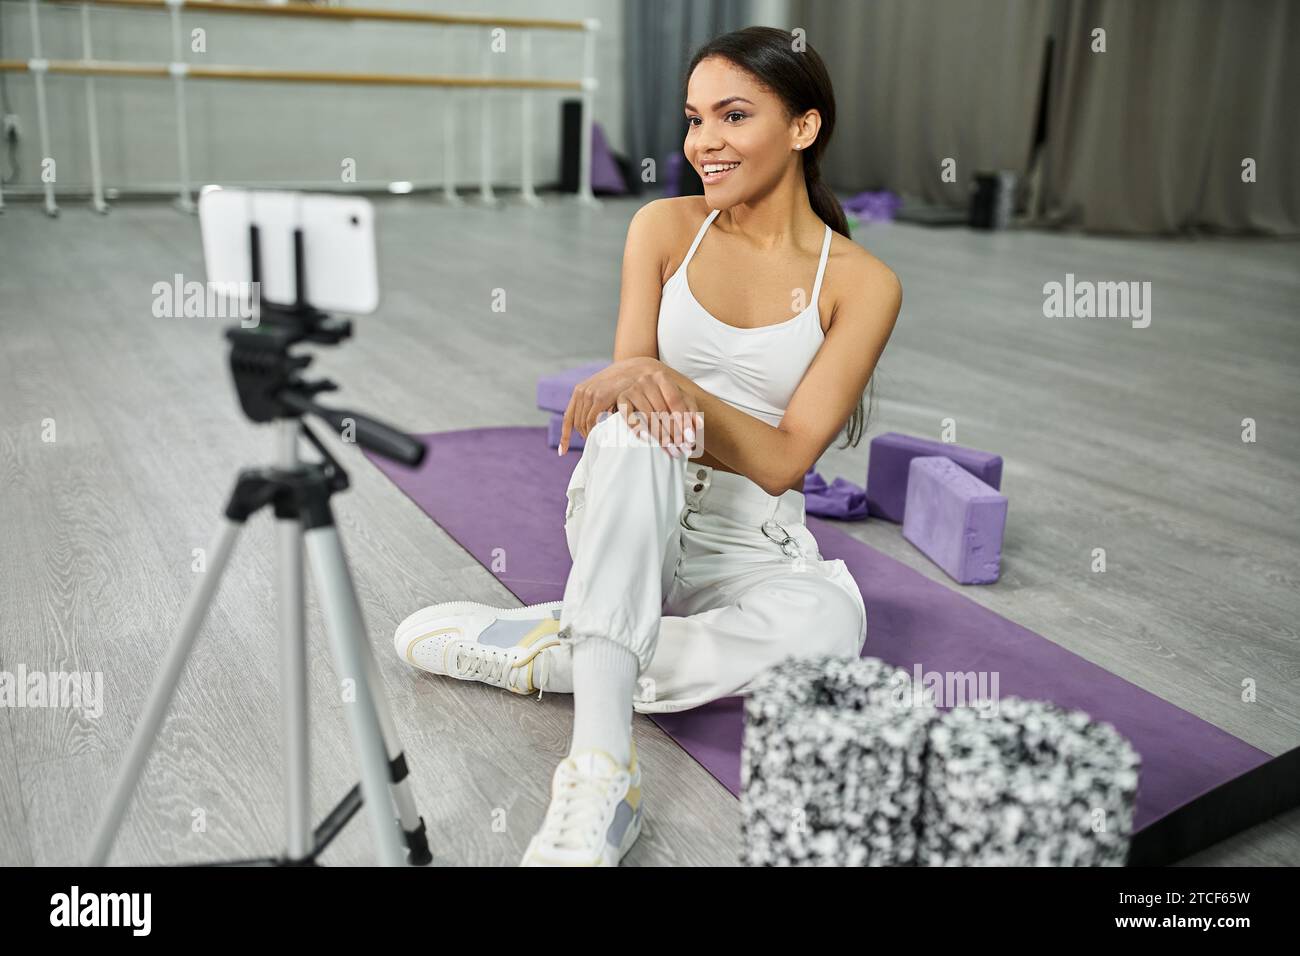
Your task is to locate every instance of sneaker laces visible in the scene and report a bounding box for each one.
[452,643,531,693]
[541,760,623,852]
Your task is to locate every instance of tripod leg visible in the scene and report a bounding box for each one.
[278,516,311,862]
[87,519,243,866]
[304,525,407,866]
[357,616,432,864]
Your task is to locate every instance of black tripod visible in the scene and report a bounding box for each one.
[88,225,432,866]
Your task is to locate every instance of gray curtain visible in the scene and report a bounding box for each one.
[1040,0,1299,234]
[622,0,754,185]
[790,0,1299,235]
[796,0,1056,214]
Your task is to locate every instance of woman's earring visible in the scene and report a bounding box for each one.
[795,144,803,150]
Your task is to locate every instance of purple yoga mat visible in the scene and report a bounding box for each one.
[365,426,1271,833]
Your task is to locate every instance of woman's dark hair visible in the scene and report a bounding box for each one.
[683,25,876,449]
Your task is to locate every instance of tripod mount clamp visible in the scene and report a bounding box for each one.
[225,223,426,469]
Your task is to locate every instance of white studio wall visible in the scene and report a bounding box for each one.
[0,0,624,198]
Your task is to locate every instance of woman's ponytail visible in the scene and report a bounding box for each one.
[804,159,850,239]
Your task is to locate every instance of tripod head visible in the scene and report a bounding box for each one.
[225,223,427,469]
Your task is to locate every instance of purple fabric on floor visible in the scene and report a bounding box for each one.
[364,426,1272,832]
[803,467,869,520]
[842,189,903,222]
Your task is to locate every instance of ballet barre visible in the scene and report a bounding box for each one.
[0,0,601,215]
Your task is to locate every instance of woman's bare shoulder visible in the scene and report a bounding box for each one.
[633,195,712,237]
[826,235,902,329]
[631,196,712,284]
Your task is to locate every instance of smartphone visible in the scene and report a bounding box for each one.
[198,186,380,315]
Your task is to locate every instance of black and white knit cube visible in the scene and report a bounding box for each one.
[740,655,937,866]
[919,697,1141,866]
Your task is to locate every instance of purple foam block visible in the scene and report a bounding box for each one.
[902,456,1007,584]
[662,152,684,197]
[546,412,586,451]
[590,123,628,195]
[536,360,610,414]
[867,432,1003,523]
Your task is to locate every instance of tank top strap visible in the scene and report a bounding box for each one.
[679,208,721,272]
[810,224,833,304]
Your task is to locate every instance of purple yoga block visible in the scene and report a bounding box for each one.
[546,412,586,451]
[866,432,1003,523]
[590,123,628,195]
[902,456,1008,584]
[536,361,610,414]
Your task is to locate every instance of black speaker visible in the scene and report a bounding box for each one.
[613,152,644,196]
[969,173,999,229]
[560,99,582,193]
[558,99,643,195]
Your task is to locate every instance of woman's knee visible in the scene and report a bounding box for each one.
[784,574,864,658]
[586,412,684,489]
[591,410,644,447]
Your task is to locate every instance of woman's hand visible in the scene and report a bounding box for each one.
[558,356,656,454]
[559,358,700,458]
[613,363,701,460]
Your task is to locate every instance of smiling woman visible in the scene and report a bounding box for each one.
[565,30,901,481]
[538,26,897,860]
[397,25,902,870]
[680,29,851,238]
[631,26,901,491]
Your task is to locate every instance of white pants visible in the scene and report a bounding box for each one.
[557,411,868,714]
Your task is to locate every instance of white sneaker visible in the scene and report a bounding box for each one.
[520,741,643,867]
[394,600,564,697]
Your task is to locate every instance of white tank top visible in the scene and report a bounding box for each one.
[657,208,832,429]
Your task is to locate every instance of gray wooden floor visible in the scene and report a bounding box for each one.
[1,194,1297,866]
